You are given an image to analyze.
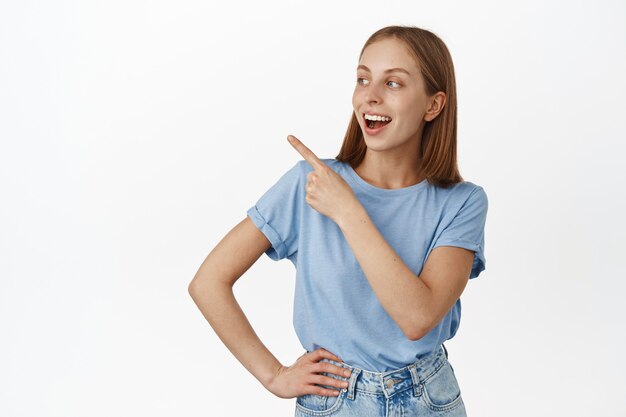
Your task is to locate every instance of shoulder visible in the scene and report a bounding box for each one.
[294,158,345,174]
[275,158,346,187]
[429,181,488,219]
[321,158,345,172]
[438,181,487,204]
[460,182,487,207]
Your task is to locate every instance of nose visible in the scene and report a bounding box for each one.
[364,82,383,104]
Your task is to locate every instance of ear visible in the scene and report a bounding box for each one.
[424,91,446,122]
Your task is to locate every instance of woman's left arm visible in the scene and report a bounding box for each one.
[288,134,474,341]
[336,205,474,341]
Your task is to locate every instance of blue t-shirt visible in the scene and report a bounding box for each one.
[246,158,488,372]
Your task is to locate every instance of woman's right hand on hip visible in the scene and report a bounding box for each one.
[265,348,351,399]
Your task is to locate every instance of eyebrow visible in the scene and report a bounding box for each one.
[357,64,411,76]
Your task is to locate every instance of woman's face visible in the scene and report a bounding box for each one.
[352,37,439,153]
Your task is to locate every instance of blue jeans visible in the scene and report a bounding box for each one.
[295,344,466,416]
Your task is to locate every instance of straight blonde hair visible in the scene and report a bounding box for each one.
[336,26,463,188]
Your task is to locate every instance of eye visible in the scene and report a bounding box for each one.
[356,77,401,88]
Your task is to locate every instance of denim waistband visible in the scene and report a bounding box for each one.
[315,344,449,400]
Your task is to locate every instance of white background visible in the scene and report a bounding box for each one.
[1,1,625,416]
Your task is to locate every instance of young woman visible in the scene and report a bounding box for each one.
[189,25,488,417]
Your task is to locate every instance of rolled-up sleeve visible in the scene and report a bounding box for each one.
[432,186,488,279]
[246,161,304,261]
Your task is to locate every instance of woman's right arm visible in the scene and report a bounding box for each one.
[188,216,281,389]
[188,216,351,398]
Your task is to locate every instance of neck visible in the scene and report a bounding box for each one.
[354,151,424,190]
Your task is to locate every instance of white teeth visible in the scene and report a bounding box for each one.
[364,114,391,122]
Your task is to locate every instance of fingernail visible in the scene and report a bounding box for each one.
[344,370,351,377]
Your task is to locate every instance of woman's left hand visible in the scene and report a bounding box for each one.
[287,134,360,225]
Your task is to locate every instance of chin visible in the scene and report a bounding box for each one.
[361,138,393,152]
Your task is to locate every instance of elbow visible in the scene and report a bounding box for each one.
[405,318,434,342]
[188,275,210,298]
[406,328,426,342]
[188,274,231,298]
[188,280,197,296]
[188,279,200,300]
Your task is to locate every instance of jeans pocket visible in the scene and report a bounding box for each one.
[295,389,346,416]
[421,361,464,412]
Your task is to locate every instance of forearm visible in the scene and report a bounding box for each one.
[188,280,281,388]
[336,203,432,339]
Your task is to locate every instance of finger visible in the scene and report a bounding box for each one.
[317,362,352,378]
[287,135,326,172]
[310,348,344,364]
[321,348,344,363]
[311,375,349,390]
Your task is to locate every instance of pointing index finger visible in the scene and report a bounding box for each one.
[287,135,326,171]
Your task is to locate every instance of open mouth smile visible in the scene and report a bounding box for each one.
[363,112,392,134]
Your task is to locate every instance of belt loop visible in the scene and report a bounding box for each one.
[346,368,361,400]
[442,343,448,359]
[408,364,422,397]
